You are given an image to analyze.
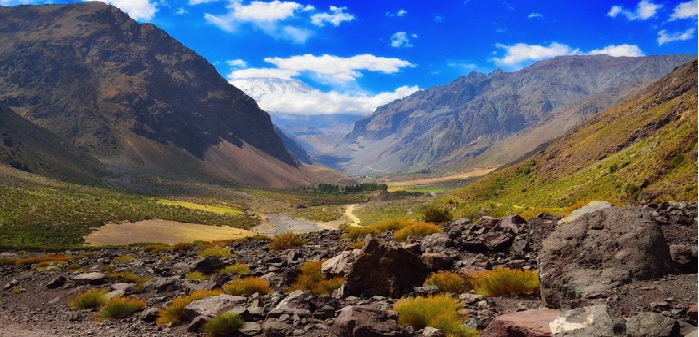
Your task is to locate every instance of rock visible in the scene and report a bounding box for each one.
[669,244,698,273]
[498,214,527,232]
[625,312,679,337]
[549,305,619,337]
[183,294,247,321]
[140,308,160,322]
[267,290,312,318]
[538,206,674,309]
[478,216,500,228]
[343,238,429,297]
[111,282,136,294]
[46,276,67,289]
[239,321,263,336]
[71,272,106,285]
[322,250,360,277]
[420,233,453,254]
[187,315,209,332]
[510,239,529,256]
[688,304,698,321]
[104,289,125,301]
[482,232,513,252]
[420,253,453,271]
[481,308,559,337]
[558,201,612,224]
[144,277,180,293]
[423,327,446,337]
[262,318,294,337]
[330,305,402,337]
[191,256,226,275]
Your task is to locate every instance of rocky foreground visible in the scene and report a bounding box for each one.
[0,201,697,337]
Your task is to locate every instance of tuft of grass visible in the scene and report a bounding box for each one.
[15,255,71,266]
[425,271,472,294]
[107,271,141,283]
[198,247,235,258]
[172,242,194,252]
[223,277,270,296]
[289,261,344,295]
[393,295,478,337]
[69,289,107,310]
[98,297,146,320]
[346,240,365,250]
[470,267,539,297]
[219,263,251,275]
[394,222,443,242]
[156,290,224,326]
[112,255,135,263]
[269,232,307,250]
[142,244,172,254]
[185,271,209,281]
[201,312,244,337]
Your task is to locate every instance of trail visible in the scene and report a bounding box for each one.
[344,204,361,227]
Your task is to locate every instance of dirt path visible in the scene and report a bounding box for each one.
[344,204,361,227]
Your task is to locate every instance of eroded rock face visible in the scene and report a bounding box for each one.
[538,206,674,309]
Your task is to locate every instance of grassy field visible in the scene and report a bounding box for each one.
[156,199,246,215]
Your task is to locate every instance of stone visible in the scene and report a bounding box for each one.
[558,201,612,224]
[187,315,209,332]
[46,276,67,289]
[191,256,226,275]
[322,250,360,277]
[144,277,180,293]
[688,304,698,321]
[625,312,679,337]
[478,216,500,228]
[343,238,429,298]
[140,308,160,322]
[498,214,527,232]
[481,309,560,337]
[239,321,263,336]
[669,244,698,273]
[71,272,106,285]
[538,206,674,309]
[420,253,453,271]
[262,318,294,337]
[420,233,453,254]
[330,305,402,337]
[183,294,247,321]
[423,327,446,337]
[110,282,135,294]
[267,290,312,318]
[549,305,618,337]
[482,232,513,252]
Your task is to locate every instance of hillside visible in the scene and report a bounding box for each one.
[434,59,698,218]
[339,54,695,175]
[0,3,340,188]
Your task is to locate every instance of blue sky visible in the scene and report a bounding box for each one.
[2,0,698,114]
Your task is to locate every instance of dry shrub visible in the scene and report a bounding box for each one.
[269,232,307,250]
[223,277,270,296]
[470,267,539,297]
[69,289,107,309]
[393,295,478,337]
[99,297,145,319]
[156,290,223,325]
[342,218,415,239]
[107,271,140,283]
[220,263,251,275]
[202,312,244,337]
[185,271,209,281]
[141,244,171,254]
[425,271,472,294]
[198,247,235,258]
[289,261,344,295]
[112,255,135,263]
[0,258,17,266]
[15,255,71,266]
[172,242,194,252]
[394,222,442,242]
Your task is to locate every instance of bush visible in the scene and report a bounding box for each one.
[185,271,209,281]
[112,255,135,263]
[470,267,539,297]
[15,255,71,266]
[156,290,223,325]
[343,218,415,239]
[107,271,141,283]
[172,242,194,252]
[220,263,251,275]
[394,222,443,242]
[99,297,145,319]
[269,232,307,250]
[201,312,244,337]
[425,271,472,294]
[223,277,270,296]
[393,295,477,337]
[142,244,171,254]
[198,247,235,257]
[289,261,344,295]
[69,289,107,309]
[423,207,454,224]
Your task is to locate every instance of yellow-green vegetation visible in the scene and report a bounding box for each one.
[156,290,224,325]
[393,295,478,337]
[290,205,343,222]
[220,263,251,275]
[157,199,245,215]
[69,289,107,309]
[289,261,344,295]
[141,244,172,254]
[98,297,146,319]
[112,255,135,263]
[425,271,472,294]
[172,242,194,252]
[12,254,71,266]
[269,232,307,250]
[353,200,422,225]
[394,222,443,242]
[223,277,270,296]
[198,247,235,258]
[202,312,244,337]
[185,271,209,281]
[343,218,416,239]
[423,206,454,224]
[470,268,539,297]
[107,271,141,283]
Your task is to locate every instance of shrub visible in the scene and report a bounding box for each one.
[185,271,209,281]
[142,244,171,254]
[69,289,107,309]
[0,258,16,266]
[201,312,244,337]
[393,295,477,337]
[15,255,71,266]
[198,247,235,258]
[269,232,307,250]
[394,222,442,242]
[156,290,224,325]
[342,218,415,239]
[289,261,344,295]
[112,255,135,263]
[425,271,472,294]
[470,267,539,297]
[223,277,270,296]
[107,271,141,283]
[423,207,454,224]
[172,242,194,252]
[98,297,146,319]
[220,263,251,275]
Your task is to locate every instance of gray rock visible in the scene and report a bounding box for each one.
[322,250,360,277]
[240,321,263,336]
[191,256,226,275]
[550,305,619,337]
[46,276,67,289]
[183,294,247,321]
[423,327,446,337]
[420,233,453,254]
[330,305,402,337]
[71,272,106,285]
[669,244,698,273]
[420,253,453,270]
[558,201,612,224]
[262,318,294,337]
[267,290,312,318]
[625,312,680,337]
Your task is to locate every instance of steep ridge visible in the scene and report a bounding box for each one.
[0,3,336,188]
[340,54,695,175]
[0,103,106,183]
[434,59,698,218]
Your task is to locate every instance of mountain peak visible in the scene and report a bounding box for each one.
[231,77,315,102]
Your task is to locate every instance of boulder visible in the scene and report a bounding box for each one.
[625,312,679,337]
[549,305,619,337]
[480,308,559,337]
[267,290,312,318]
[420,253,453,271]
[558,201,612,224]
[498,214,527,233]
[330,305,402,337]
[322,250,360,276]
[71,272,106,285]
[46,276,67,289]
[262,318,294,337]
[478,216,500,228]
[669,244,698,273]
[182,294,247,321]
[343,238,429,297]
[191,256,226,275]
[538,206,674,309]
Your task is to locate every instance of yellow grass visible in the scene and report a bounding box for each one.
[156,290,224,325]
[223,278,271,296]
[157,199,245,215]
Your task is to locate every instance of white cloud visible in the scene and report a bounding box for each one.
[226,59,247,68]
[670,0,698,20]
[528,12,543,19]
[175,7,188,15]
[386,9,407,17]
[228,54,414,84]
[86,0,157,21]
[607,0,661,20]
[240,84,419,115]
[188,0,220,5]
[493,42,580,67]
[390,32,414,48]
[657,28,696,45]
[589,44,644,57]
[311,6,355,27]
[434,15,444,22]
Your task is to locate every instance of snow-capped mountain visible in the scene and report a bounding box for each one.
[230,77,314,102]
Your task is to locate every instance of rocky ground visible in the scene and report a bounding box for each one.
[0,201,696,337]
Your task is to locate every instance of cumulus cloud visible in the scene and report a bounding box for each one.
[607,0,661,20]
[657,28,696,45]
[589,44,644,57]
[226,59,248,68]
[242,84,420,115]
[528,12,543,19]
[188,0,220,5]
[390,32,414,48]
[85,0,157,21]
[311,6,355,26]
[386,9,407,17]
[670,0,698,20]
[493,42,580,67]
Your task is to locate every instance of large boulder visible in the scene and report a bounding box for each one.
[538,206,673,309]
[330,305,402,337]
[322,250,361,277]
[182,294,247,321]
[481,308,560,337]
[343,238,429,297]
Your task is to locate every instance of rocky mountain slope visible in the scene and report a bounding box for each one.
[339,54,695,175]
[0,3,340,188]
[435,59,698,218]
